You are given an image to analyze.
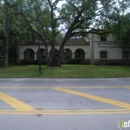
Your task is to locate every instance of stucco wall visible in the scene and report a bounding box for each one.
[93,42,122,59]
[92,34,124,60]
[18,44,90,60]
[93,34,115,41]
[18,34,129,62]
[64,45,90,59]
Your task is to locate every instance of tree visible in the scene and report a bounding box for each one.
[6,0,129,66]
[8,11,32,63]
[0,0,32,66]
[119,14,130,51]
[0,19,4,59]
[120,28,130,50]
[2,0,9,67]
[109,13,130,50]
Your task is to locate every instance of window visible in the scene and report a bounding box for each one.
[122,51,129,60]
[100,51,107,59]
[100,35,107,41]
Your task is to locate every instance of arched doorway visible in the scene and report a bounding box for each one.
[37,49,46,61]
[24,49,34,60]
[74,49,85,63]
[62,48,72,63]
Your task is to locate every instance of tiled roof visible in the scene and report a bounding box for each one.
[18,38,90,45]
[58,38,89,45]
[18,39,43,45]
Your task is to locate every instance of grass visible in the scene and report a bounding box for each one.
[0,65,130,78]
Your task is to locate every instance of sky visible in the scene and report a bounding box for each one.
[57,0,66,8]
[56,0,130,13]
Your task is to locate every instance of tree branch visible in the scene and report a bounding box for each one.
[70,29,111,37]
[65,0,79,13]
[55,28,66,36]
[47,0,52,8]
[53,16,66,26]
[53,0,60,8]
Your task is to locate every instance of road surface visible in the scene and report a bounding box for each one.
[0,78,130,130]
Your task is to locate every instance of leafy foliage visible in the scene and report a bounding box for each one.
[0,0,130,66]
[120,29,130,50]
[0,1,33,64]
[109,13,130,50]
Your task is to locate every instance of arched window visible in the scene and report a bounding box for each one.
[62,49,72,63]
[37,49,46,60]
[74,49,85,63]
[24,49,34,60]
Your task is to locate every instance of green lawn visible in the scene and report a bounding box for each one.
[0,65,130,78]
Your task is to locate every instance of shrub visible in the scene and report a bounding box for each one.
[68,58,81,64]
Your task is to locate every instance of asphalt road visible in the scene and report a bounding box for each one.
[0,78,130,130]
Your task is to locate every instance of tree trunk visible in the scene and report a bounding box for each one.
[4,1,9,67]
[4,37,9,67]
[45,49,50,67]
[57,46,63,67]
[49,44,57,66]
[90,33,95,65]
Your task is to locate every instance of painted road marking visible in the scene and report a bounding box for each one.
[0,86,130,89]
[0,109,130,115]
[54,88,130,109]
[124,87,130,90]
[64,86,130,89]
[0,86,51,89]
[0,91,35,110]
